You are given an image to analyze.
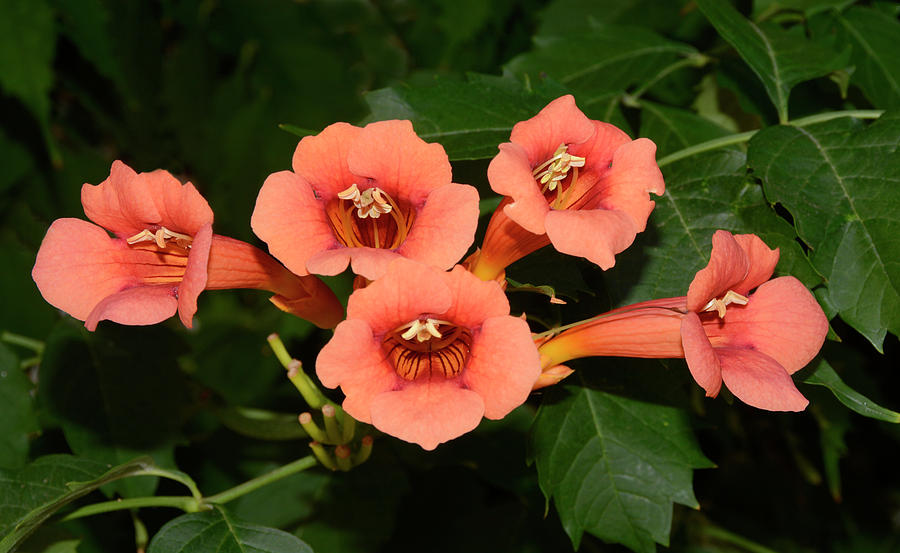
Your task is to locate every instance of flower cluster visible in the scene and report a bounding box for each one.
[32,95,829,451]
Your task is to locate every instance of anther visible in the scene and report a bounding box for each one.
[532,144,586,192]
[399,318,444,342]
[125,226,193,249]
[701,290,749,318]
[338,183,393,220]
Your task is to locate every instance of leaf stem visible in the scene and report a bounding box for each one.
[204,455,318,504]
[61,456,318,522]
[657,109,884,167]
[623,53,710,106]
[1,331,45,354]
[62,496,203,521]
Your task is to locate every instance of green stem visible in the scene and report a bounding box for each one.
[657,109,885,168]
[205,455,318,504]
[701,525,781,553]
[1,331,45,354]
[62,496,202,521]
[60,456,318,522]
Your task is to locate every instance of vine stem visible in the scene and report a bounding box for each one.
[657,109,884,168]
[204,455,318,504]
[61,456,318,522]
[701,524,781,553]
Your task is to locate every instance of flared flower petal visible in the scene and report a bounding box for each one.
[291,122,360,198]
[316,258,540,449]
[544,208,636,270]
[474,95,664,281]
[370,379,485,451]
[254,120,478,281]
[346,258,453,336]
[33,218,142,323]
[85,285,178,331]
[347,119,452,204]
[82,160,213,237]
[463,316,540,419]
[731,233,780,296]
[317,319,399,422]
[681,311,723,397]
[718,348,809,411]
[251,171,338,277]
[396,184,479,273]
[706,277,828,374]
[508,94,595,168]
[686,230,750,312]
[177,223,212,327]
[489,142,551,235]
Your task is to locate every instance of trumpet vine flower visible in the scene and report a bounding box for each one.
[316,258,541,450]
[469,95,665,281]
[32,161,343,330]
[536,231,828,411]
[252,120,479,281]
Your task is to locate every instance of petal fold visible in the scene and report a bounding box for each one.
[463,316,540,419]
[369,378,485,450]
[718,348,809,411]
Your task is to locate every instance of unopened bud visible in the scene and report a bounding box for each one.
[335,445,352,471]
[354,435,374,465]
[309,441,337,471]
[298,412,328,443]
[532,364,574,390]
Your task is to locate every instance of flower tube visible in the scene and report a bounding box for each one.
[536,231,828,411]
[32,161,343,330]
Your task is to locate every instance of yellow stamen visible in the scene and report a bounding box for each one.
[533,143,586,193]
[339,183,392,220]
[701,290,749,318]
[398,318,445,342]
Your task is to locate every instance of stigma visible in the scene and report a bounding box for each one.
[126,226,193,249]
[532,143,586,192]
[701,290,749,318]
[338,183,393,219]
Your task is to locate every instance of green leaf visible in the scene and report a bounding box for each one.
[51,0,120,84]
[536,0,696,38]
[530,382,712,552]
[38,323,191,497]
[608,115,819,306]
[363,73,567,160]
[638,100,734,158]
[0,455,154,553]
[695,0,850,122]
[147,505,313,553]
[0,0,55,136]
[803,358,900,423]
[824,7,900,110]
[0,343,39,469]
[505,25,696,108]
[747,113,900,349]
